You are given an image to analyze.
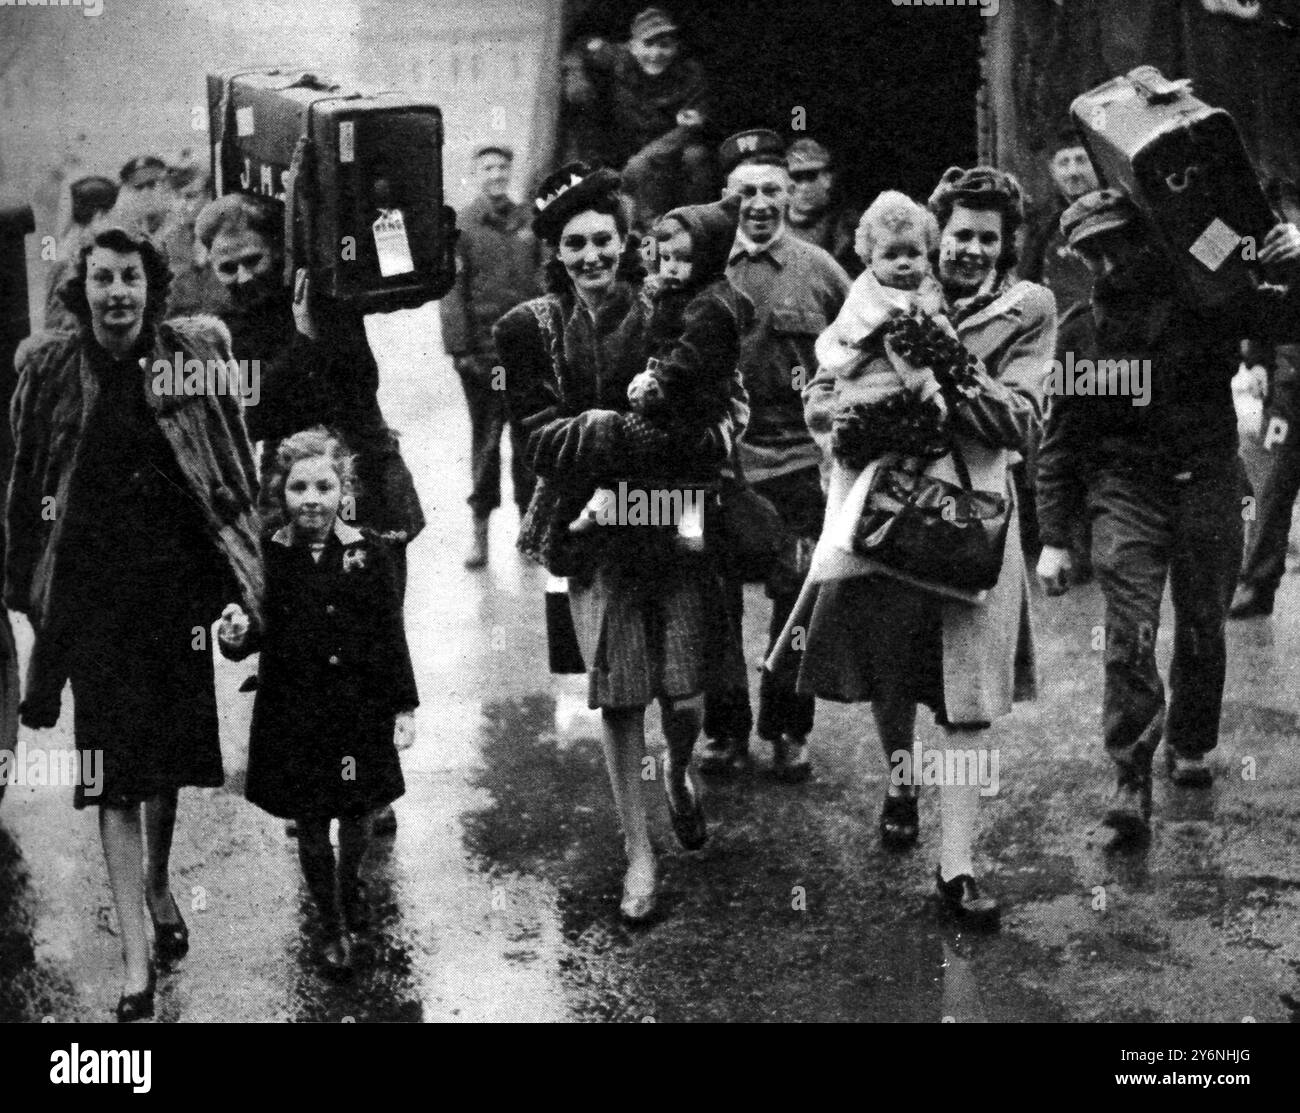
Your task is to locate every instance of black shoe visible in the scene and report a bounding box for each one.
[1165,748,1213,788]
[935,869,1000,932]
[115,965,156,1023]
[149,892,189,966]
[697,736,751,777]
[1228,583,1274,619]
[341,879,370,933]
[663,767,708,850]
[880,791,919,849]
[772,733,812,784]
[372,805,398,837]
[1103,769,1152,840]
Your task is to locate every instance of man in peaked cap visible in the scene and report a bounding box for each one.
[717,128,785,178]
[1036,186,1300,840]
[699,130,850,783]
[784,138,862,277]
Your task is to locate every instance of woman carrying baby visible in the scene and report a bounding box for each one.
[799,170,1057,929]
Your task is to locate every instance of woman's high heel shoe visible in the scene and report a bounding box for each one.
[115,965,156,1023]
[879,791,919,849]
[934,869,1000,932]
[149,892,189,965]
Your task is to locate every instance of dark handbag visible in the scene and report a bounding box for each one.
[852,443,1010,593]
[708,446,784,583]
[545,577,586,675]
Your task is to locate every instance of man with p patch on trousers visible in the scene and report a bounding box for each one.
[1036,188,1300,841]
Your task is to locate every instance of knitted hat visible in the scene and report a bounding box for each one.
[532,162,623,242]
[659,194,742,284]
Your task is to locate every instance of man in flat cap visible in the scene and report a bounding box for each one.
[1036,187,1300,842]
[701,129,850,782]
[561,7,714,228]
[439,142,542,568]
[784,138,862,277]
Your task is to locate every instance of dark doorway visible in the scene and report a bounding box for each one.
[564,0,987,211]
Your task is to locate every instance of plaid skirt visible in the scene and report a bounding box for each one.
[569,555,744,711]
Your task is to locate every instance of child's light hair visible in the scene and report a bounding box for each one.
[264,425,358,518]
[854,190,940,267]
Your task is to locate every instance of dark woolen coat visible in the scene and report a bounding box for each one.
[223,521,417,820]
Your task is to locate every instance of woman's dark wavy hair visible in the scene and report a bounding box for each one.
[540,188,644,298]
[927,165,1026,275]
[59,225,172,335]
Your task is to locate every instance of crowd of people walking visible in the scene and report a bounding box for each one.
[7,3,1300,1023]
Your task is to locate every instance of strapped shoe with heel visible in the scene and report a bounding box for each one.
[116,963,157,1023]
[935,869,1000,932]
[149,891,189,966]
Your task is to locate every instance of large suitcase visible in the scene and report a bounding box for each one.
[208,68,457,313]
[1071,66,1275,307]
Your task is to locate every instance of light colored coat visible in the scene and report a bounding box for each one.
[798,279,1057,723]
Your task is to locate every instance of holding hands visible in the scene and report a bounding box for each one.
[218,603,251,651]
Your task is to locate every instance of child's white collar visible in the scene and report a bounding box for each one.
[271,519,365,548]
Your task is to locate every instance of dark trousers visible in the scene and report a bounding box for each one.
[1239,346,1300,596]
[458,357,534,519]
[704,466,824,744]
[1088,462,1244,773]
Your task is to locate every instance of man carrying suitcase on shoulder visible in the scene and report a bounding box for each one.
[1036,188,1300,844]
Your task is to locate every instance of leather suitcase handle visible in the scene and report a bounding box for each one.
[1165,165,1201,193]
[1128,66,1193,105]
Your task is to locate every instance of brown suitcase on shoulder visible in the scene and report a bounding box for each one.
[1071,66,1275,307]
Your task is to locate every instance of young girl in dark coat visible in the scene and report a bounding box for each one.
[218,426,417,975]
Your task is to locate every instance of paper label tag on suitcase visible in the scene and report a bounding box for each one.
[1188,217,1242,273]
[373,209,415,277]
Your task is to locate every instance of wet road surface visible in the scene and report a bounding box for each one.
[1,305,1298,1023]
